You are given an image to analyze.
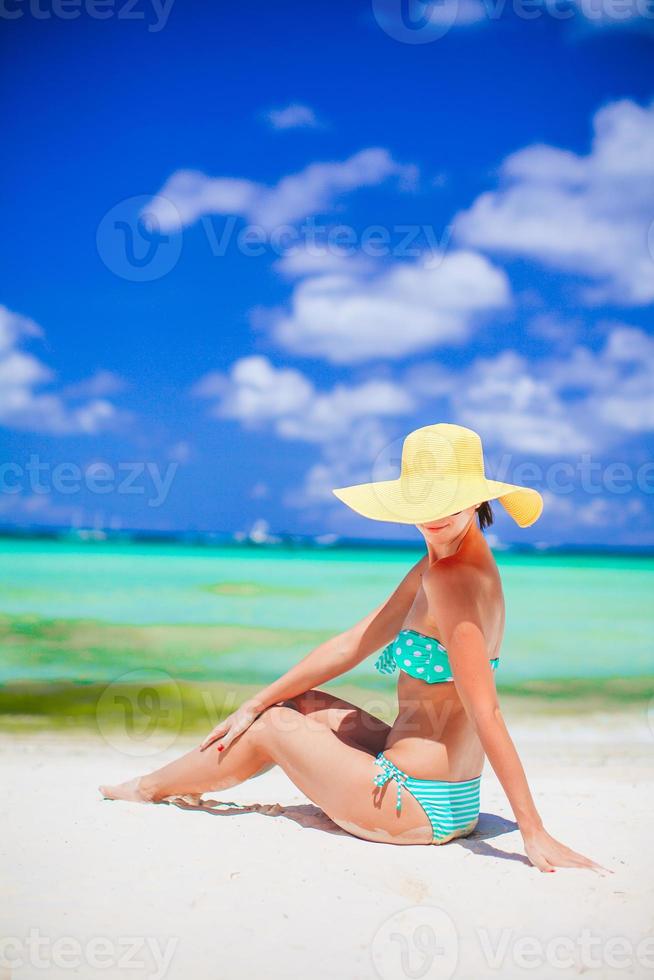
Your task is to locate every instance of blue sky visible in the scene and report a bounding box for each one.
[1,0,653,546]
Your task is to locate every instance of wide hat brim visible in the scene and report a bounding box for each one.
[331,474,543,528]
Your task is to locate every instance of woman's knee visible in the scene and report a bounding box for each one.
[279,689,359,730]
[250,705,305,746]
[275,689,324,714]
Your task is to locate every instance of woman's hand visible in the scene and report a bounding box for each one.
[522,826,613,874]
[200,699,263,753]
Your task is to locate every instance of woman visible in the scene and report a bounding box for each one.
[101,423,609,874]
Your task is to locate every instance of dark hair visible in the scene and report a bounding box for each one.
[476,501,494,531]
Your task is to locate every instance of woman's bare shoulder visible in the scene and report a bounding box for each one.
[424,551,494,605]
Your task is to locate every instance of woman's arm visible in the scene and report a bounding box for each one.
[200,554,427,751]
[250,553,427,711]
[433,563,611,874]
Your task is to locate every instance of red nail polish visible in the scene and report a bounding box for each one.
[217,745,224,752]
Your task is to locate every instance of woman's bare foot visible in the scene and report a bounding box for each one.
[98,776,155,803]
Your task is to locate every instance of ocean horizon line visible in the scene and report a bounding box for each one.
[1,523,653,558]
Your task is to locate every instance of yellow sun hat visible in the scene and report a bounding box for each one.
[331,422,543,528]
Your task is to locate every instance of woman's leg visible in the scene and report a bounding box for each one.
[101,705,432,845]
[282,688,391,754]
[100,687,390,801]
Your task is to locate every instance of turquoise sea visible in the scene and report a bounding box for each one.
[1,536,652,690]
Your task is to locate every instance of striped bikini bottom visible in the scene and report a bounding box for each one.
[373,752,481,844]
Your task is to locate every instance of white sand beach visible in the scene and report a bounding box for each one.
[2,708,653,980]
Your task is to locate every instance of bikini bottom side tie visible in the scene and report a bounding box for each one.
[373,752,481,845]
[373,753,408,812]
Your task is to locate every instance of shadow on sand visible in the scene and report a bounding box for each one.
[160,795,529,864]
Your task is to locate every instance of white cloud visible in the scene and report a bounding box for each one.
[249,481,269,499]
[0,305,131,436]
[278,378,415,443]
[427,0,487,24]
[511,322,654,442]
[0,349,53,390]
[372,0,487,40]
[60,370,128,400]
[537,491,644,531]
[528,313,584,345]
[451,349,593,455]
[404,322,654,457]
[167,441,193,463]
[192,335,652,527]
[569,0,654,28]
[192,354,416,443]
[264,250,511,364]
[192,355,420,517]
[266,103,319,130]
[193,356,314,425]
[143,148,415,233]
[382,0,652,40]
[454,97,654,305]
[576,495,644,528]
[274,243,375,280]
[0,490,84,526]
[473,383,590,455]
[282,416,399,511]
[583,326,654,432]
[0,305,42,354]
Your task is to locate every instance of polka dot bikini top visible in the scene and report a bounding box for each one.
[374,628,500,684]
